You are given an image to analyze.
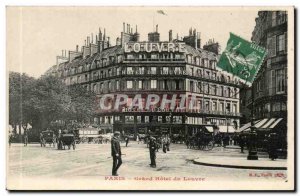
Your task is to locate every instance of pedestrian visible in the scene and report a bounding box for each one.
[239,134,245,153]
[57,129,62,150]
[149,136,157,168]
[24,130,28,147]
[125,136,129,147]
[162,136,167,153]
[166,134,171,151]
[40,132,44,147]
[9,132,13,147]
[136,134,140,144]
[111,131,122,176]
[268,133,278,161]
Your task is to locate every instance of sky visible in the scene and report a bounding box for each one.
[7,7,259,78]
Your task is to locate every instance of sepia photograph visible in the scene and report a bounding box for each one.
[6,6,295,191]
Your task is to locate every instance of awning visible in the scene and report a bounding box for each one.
[239,118,283,132]
[205,126,214,133]
[218,126,237,133]
[238,120,260,132]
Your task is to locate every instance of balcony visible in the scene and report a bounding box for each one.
[123,58,186,63]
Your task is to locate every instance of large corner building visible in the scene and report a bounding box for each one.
[48,23,241,137]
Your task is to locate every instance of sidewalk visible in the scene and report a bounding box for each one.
[193,148,287,170]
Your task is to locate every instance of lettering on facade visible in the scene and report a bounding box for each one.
[124,42,186,53]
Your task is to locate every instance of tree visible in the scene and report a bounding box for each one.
[66,84,97,126]
[9,72,97,135]
[29,74,71,131]
[9,72,35,135]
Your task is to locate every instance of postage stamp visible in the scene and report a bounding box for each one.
[6,6,295,191]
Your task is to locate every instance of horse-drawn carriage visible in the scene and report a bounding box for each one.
[40,131,56,147]
[58,132,76,150]
[186,132,214,151]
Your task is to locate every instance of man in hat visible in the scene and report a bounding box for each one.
[149,136,157,168]
[111,131,122,176]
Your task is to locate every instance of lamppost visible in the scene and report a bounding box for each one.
[247,82,258,160]
[238,52,259,160]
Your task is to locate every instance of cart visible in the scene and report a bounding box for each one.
[59,133,76,150]
[41,131,56,147]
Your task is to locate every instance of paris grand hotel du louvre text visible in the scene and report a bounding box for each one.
[46,23,241,136]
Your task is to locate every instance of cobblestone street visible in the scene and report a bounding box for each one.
[8,141,287,182]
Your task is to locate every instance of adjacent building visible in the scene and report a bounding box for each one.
[240,11,288,150]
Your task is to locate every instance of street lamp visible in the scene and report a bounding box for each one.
[247,85,258,160]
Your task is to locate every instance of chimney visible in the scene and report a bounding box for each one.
[62,50,64,57]
[107,37,110,47]
[99,28,102,41]
[123,22,125,33]
[103,28,106,41]
[76,45,79,52]
[127,24,129,33]
[131,28,133,34]
[65,50,67,57]
[96,35,98,43]
[91,33,94,43]
[195,35,197,49]
[156,24,158,32]
[129,24,131,33]
[169,30,173,42]
[116,37,121,46]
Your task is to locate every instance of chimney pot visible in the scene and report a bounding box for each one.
[76,45,79,52]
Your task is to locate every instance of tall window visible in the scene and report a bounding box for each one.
[116,80,120,90]
[205,101,209,111]
[233,104,237,113]
[93,84,97,92]
[127,67,133,74]
[228,87,231,97]
[174,67,181,74]
[162,67,169,74]
[100,83,104,92]
[127,80,133,89]
[137,67,144,74]
[108,81,111,90]
[276,34,286,54]
[175,80,180,90]
[276,69,285,93]
[151,54,158,59]
[212,102,217,111]
[220,102,224,112]
[211,85,217,95]
[150,80,157,89]
[116,68,120,75]
[138,80,143,89]
[151,67,157,74]
[164,80,169,90]
[190,81,194,92]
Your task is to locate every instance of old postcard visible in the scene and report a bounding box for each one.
[6,6,295,191]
